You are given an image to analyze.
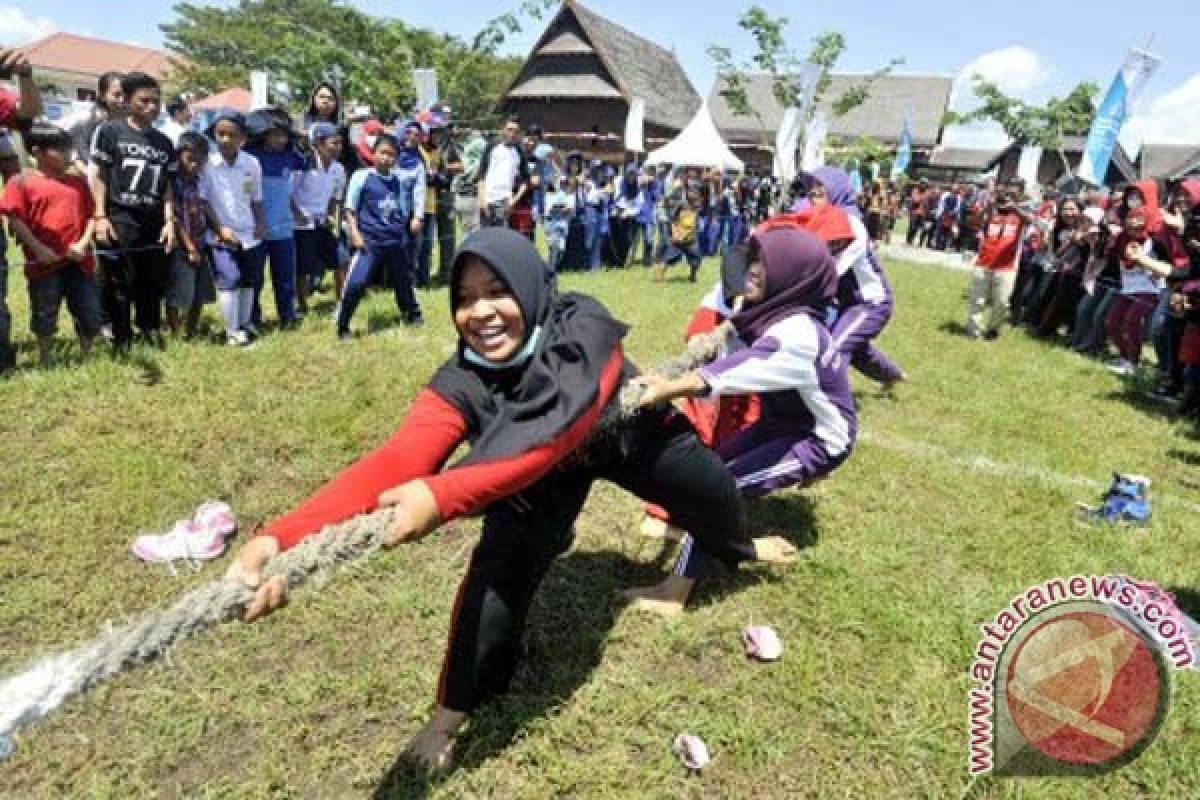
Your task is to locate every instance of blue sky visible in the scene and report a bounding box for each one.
[2,0,1198,147]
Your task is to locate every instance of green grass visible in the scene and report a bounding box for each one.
[1,253,1198,798]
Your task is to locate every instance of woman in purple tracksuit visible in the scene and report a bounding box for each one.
[801,167,906,388]
[622,225,857,615]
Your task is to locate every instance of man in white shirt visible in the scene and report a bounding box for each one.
[476,117,529,228]
[158,97,192,146]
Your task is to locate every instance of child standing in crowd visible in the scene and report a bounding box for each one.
[417,123,439,287]
[246,111,306,330]
[165,132,215,339]
[966,189,1029,340]
[655,189,702,282]
[200,111,265,348]
[89,72,177,353]
[337,127,425,338]
[292,123,345,315]
[0,124,100,365]
[544,176,574,273]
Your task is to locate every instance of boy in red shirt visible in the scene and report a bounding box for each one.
[966,188,1030,339]
[0,124,99,365]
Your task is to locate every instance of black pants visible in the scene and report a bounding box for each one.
[434,196,456,285]
[437,411,751,712]
[99,222,168,348]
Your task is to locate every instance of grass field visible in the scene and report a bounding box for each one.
[1,252,1198,799]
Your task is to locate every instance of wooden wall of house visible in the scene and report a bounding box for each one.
[502,98,629,138]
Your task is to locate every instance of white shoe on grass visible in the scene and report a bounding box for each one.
[131,519,228,563]
[1107,359,1135,377]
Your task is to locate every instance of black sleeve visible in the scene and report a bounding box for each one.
[515,146,530,190]
[89,121,116,166]
[477,140,494,183]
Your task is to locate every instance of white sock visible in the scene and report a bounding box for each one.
[238,289,254,330]
[217,291,240,337]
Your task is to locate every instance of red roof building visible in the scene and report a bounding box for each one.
[19,32,174,102]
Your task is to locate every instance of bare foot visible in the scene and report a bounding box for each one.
[639,516,685,540]
[752,536,798,564]
[404,708,466,773]
[618,574,695,617]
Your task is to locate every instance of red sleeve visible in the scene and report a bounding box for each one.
[72,176,95,219]
[685,307,723,340]
[0,176,26,219]
[0,90,16,128]
[423,348,626,520]
[265,388,468,550]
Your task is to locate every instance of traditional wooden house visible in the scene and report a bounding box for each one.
[922,146,1003,182]
[499,0,700,158]
[1137,143,1200,181]
[985,136,1136,190]
[708,73,954,172]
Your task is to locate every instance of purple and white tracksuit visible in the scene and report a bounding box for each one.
[674,312,857,580]
[831,215,904,384]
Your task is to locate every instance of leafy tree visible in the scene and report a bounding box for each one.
[161,0,522,126]
[709,8,902,129]
[943,77,1100,150]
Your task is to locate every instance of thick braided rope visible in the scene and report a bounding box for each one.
[0,322,732,740]
[0,321,729,743]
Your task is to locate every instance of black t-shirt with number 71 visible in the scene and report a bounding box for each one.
[90,119,176,234]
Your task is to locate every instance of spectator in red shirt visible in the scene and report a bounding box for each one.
[966,188,1031,339]
[0,124,100,365]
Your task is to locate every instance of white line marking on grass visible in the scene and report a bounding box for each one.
[859,431,1200,514]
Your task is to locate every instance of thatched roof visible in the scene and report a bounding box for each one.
[928,146,1002,171]
[504,0,700,130]
[1138,143,1200,180]
[709,73,953,147]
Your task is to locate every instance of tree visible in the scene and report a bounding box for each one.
[709,8,902,133]
[943,77,1100,150]
[161,0,522,127]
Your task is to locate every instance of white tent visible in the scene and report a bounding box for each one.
[645,101,744,172]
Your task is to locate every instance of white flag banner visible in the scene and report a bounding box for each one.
[625,96,645,153]
[1016,145,1043,196]
[413,68,439,111]
[773,107,803,183]
[801,111,827,172]
[250,70,269,109]
[1078,47,1162,186]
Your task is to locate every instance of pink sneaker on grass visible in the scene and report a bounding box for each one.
[131,519,228,563]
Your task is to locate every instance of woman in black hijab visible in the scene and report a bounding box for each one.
[229,229,792,770]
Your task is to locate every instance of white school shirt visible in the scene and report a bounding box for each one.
[482,142,520,205]
[200,150,263,248]
[292,155,345,230]
[835,215,887,304]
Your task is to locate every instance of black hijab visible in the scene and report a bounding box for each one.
[429,228,628,466]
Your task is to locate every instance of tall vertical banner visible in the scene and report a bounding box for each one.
[1016,146,1044,198]
[250,70,269,109]
[1078,47,1162,186]
[413,68,439,112]
[801,111,827,172]
[773,107,803,184]
[625,96,645,153]
[891,113,912,180]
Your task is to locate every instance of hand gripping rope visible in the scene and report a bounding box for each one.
[0,321,733,749]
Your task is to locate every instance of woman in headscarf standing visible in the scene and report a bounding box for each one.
[229,229,793,769]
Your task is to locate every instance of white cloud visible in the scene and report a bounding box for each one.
[0,6,57,45]
[1123,72,1200,150]
[944,46,1052,149]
